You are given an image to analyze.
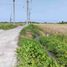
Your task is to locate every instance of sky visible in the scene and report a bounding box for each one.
[0,0,67,22]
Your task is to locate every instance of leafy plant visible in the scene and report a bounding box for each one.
[39,36,67,66]
[17,38,59,67]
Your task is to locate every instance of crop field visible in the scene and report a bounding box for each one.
[17,24,67,67]
[36,24,67,35]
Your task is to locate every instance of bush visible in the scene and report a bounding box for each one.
[17,38,59,67]
[0,23,17,29]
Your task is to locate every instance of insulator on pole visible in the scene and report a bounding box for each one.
[13,0,15,2]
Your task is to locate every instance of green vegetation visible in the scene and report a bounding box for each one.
[0,23,23,30]
[17,38,60,67]
[39,35,67,67]
[1,23,66,67]
[17,24,62,67]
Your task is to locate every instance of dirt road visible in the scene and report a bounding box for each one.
[0,26,23,67]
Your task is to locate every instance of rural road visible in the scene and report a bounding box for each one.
[0,26,23,67]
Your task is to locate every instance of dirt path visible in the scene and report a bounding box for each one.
[0,26,23,67]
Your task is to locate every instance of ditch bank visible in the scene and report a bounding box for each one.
[17,24,61,67]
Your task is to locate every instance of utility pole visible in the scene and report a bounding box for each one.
[26,0,30,24]
[13,0,15,24]
[10,16,12,23]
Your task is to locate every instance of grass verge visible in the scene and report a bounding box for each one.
[17,24,60,67]
[0,23,23,30]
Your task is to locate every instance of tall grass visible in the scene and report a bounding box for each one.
[0,23,23,30]
[39,35,67,67]
[17,24,60,67]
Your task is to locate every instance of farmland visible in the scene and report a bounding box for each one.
[17,24,67,67]
[36,24,67,35]
[0,23,67,67]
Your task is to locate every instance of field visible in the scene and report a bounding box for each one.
[17,24,67,67]
[36,24,67,35]
[1,23,66,67]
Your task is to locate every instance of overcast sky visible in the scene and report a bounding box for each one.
[0,0,67,22]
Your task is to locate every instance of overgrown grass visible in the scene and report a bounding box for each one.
[36,24,67,67]
[0,23,23,30]
[17,24,60,67]
[39,35,67,67]
[17,38,60,67]
[19,24,41,38]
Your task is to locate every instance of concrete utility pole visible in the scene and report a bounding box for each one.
[13,0,15,24]
[10,16,12,23]
[26,0,30,24]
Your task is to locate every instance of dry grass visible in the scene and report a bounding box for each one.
[36,24,67,35]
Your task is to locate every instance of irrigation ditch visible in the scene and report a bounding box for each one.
[33,30,59,66]
[17,24,67,67]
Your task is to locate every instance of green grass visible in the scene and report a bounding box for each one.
[17,24,61,67]
[39,35,67,67]
[17,38,60,67]
[0,23,23,30]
